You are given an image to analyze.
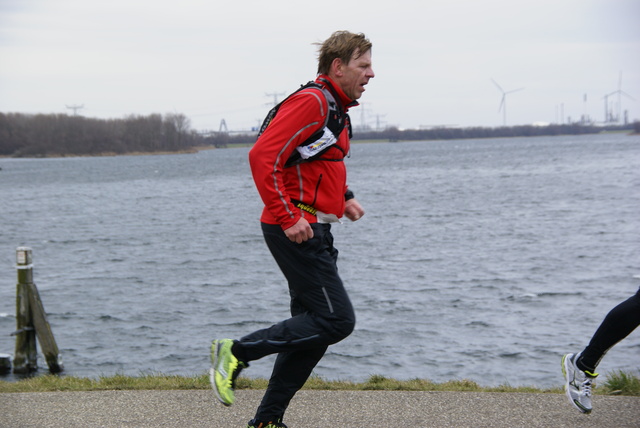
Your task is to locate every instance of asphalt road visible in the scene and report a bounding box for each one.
[1,389,639,427]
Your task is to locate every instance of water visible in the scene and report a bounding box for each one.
[0,134,638,388]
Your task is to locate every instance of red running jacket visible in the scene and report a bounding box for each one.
[249,75,358,230]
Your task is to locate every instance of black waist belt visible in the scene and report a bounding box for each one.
[291,199,317,216]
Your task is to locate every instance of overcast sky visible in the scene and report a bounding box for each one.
[1,0,638,132]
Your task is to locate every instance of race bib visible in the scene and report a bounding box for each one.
[296,127,337,159]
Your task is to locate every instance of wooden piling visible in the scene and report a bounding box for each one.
[12,247,63,374]
[13,247,38,374]
[27,281,63,373]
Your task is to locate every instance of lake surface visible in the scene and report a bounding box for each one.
[1,133,638,387]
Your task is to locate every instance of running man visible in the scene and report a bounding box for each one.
[210,31,374,428]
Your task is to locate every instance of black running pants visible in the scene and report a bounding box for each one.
[579,287,640,372]
[238,222,356,422]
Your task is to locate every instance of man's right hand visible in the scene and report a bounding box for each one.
[284,217,314,243]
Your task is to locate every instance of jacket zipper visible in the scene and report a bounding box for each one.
[311,173,323,206]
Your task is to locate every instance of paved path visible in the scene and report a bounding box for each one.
[1,389,639,427]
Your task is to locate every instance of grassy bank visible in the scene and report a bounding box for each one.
[1,371,638,396]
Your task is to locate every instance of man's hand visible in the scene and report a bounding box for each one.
[284,217,314,243]
[344,198,365,222]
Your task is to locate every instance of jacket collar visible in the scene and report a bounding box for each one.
[316,74,359,110]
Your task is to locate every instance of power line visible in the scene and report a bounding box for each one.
[65,104,84,116]
[265,92,286,107]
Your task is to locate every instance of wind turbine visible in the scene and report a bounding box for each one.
[491,79,524,126]
[603,71,635,124]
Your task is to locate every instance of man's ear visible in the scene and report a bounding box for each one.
[330,57,344,77]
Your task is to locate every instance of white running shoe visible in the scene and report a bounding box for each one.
[562,353,598,414]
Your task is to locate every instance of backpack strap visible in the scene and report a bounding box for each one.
[257,81,321,138]
[256,80,350,168]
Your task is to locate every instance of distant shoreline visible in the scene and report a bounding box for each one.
[0,145,220,160]
[1,131,636,160]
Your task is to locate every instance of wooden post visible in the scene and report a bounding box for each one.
[12,247,63,374]
[28,281,63,373]
[13,247,38,373]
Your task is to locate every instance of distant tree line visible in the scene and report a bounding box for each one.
[0,112,637,157]
[353,122,638,142]
[0,112,201,157]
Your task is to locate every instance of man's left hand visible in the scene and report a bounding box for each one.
[344,198,365,222]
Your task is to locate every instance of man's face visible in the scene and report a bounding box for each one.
[337,49,374,100]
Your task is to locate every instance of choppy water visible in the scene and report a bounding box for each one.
[0,133,638,388]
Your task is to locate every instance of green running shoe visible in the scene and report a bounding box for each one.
[210,339,245,406]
